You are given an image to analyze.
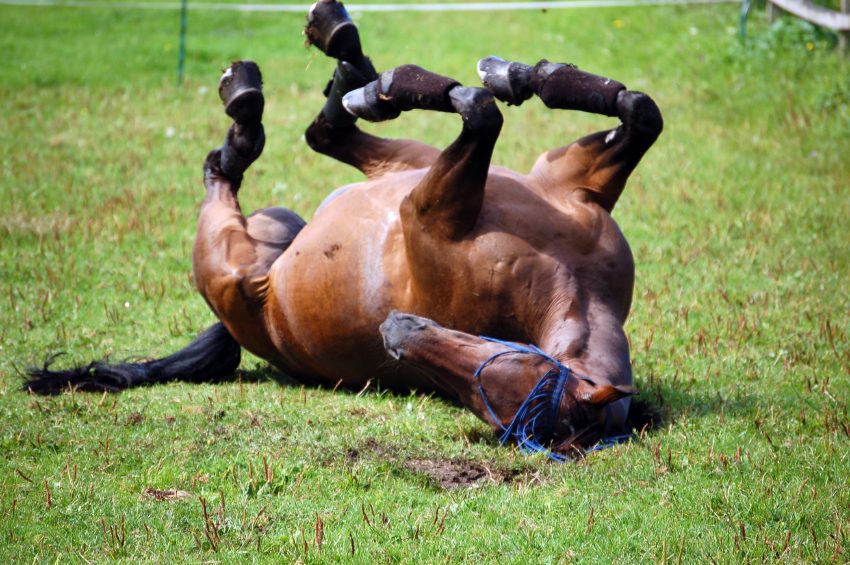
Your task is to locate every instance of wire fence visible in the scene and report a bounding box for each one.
[0,0,738,12]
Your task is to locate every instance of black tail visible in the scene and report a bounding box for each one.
[24,323,241,395]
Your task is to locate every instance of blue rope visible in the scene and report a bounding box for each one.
[584,433,634,453]
[473,337,633,461]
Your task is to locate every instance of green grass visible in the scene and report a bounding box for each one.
[1,2,849,562]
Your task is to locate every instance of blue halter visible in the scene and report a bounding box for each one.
[473,337,632,461]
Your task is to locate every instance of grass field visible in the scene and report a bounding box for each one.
[1,1,849,562]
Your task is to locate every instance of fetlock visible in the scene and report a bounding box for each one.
[220,123,265,183]
[322,61,371,127]
[531,60,625,117]
[204,148,241,190]
[449,86,503,133]
[204,149,225,180]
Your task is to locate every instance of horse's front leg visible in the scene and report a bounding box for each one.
[303,0,441,177]
[194,61,305,364]
[478,57,663,212]
[342,65,504,326]
[344,63,502,241]
[380,311,635,452]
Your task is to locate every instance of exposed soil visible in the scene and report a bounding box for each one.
[345,437,395,462]
[125,412,144,426]
[141,488,192,502]
[404,458,500,489]
[340,414,671,490]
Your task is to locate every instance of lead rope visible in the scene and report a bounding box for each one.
[473,337,633,461]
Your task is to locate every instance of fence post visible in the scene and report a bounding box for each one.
[841,0,849,53]
[178,0,188,83]
[766,1,783,24]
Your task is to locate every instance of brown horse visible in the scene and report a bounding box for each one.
[27,0,662,457]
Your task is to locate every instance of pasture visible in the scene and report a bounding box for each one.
[1,1,849,561]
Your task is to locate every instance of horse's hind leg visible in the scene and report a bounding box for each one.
[303,0,440,177]
[478,57,663,212]
[194,62,305,362]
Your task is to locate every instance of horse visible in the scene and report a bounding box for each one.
[26,0,662,457]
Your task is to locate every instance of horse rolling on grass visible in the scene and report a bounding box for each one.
[27,0,663,458]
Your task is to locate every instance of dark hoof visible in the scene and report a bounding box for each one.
[477,56,533,106]
[305,0,359,59]
[341,74,401,122]
[219,61,264,123]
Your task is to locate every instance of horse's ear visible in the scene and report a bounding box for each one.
[585,383,638,406]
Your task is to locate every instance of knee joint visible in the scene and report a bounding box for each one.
[305,117,330,152]
[305,115,350,154]
[448,86,503,134]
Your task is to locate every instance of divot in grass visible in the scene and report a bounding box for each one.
[404,458,498,490]
[141,488,192,502]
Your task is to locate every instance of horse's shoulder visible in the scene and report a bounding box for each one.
[475,173,622,260]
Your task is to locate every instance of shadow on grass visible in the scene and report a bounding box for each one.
[154,363,758,448]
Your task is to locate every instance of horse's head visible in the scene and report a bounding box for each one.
[378,310,638,458]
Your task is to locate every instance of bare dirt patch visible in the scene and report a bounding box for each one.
[125,412,144,426]
[404,458,500,489]
[345,439,545,489]
[141,488,192,502]
[345,438,394,462]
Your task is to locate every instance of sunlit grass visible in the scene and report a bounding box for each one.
[0,3,848,562]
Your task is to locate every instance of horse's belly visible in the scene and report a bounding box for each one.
[265,190,413,383]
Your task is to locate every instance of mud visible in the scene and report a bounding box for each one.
[141,488,192,502]
[404,458,499,489]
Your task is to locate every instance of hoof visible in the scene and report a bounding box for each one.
[477,56,533,106]
[341,73,401,122]
[219,61,264,123]
[305,0,359,59]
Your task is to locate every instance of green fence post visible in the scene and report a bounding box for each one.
[178,0,188,83]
